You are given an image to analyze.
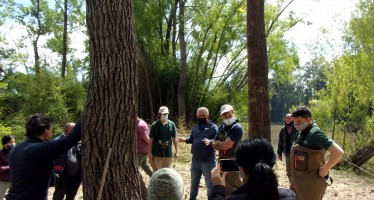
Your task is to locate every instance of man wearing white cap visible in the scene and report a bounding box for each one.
[148,106,178,170]
[213,104,244,196]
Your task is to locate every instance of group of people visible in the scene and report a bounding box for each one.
[0,114,82,200]
[141,105,344,200]
[279,107,344,200]
[0,104,344,200]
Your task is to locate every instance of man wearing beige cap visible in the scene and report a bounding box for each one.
[148,106,178,170]
[213,104,244,196]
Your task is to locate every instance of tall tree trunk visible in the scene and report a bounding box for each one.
[61,0,68,78]
[82,0,142,199]
[247,0,271,140]
[171,0,178,59]
[138,45,154,119]
[34,0,41,73]
[33,37,40,73]
[178,0,187,118]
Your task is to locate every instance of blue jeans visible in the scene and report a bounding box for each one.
[190,160,216,200]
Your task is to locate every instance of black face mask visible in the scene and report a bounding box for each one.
[198,118,207,124]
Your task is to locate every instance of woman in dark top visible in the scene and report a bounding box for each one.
[0,135,16,198]
[210,137,296,200]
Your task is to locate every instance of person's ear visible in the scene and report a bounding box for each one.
[307,117,313,123]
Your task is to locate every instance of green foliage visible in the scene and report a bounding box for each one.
[62,68,86,118]
[0,123,12,135]
[311,0,374,168]
[309,99,331,132]
[134,0,302,121]
[0,70,85,141]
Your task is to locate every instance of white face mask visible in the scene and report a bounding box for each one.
[224,117,235,126]
[160,114,168,122]
[295,122,309,131]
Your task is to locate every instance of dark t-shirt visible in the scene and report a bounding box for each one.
[216,122,243,158]
[295,122,333,150]
[149,120,177,157]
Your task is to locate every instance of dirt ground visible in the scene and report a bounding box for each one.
[47,124,374,199]
[47,159,374,200]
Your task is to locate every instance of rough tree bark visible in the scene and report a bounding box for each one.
[82,0,142,199]
[247,0,271,140]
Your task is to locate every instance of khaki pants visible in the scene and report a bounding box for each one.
[137,153,153,177]
[154,157,173,169]
[0,180,10,199]
[224,171,242,196]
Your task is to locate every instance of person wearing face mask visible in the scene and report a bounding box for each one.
[212,104,243,196]
[177,107,218,200]
[0,135,16,198]
[149,106,178,170]
[277,113,298,182]
[210,137,296,200]
[290,106,344,200]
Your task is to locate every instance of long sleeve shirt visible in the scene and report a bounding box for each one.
[7,121,82,200]
[185,120,218,162]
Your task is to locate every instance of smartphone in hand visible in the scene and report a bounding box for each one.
[220,159,239,172]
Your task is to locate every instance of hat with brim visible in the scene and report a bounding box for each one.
[159,106,169,114]
[220,104,233,116]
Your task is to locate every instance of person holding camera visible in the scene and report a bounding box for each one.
[212,104,243,195]
[148,106,178,170]
[210,137,296,200]
[178,107,218,199]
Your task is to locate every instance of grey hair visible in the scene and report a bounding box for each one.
[196,107,209,116]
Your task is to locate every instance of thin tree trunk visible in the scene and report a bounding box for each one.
[163,0,178,57]
[171,0,178,59]
[61,0,68,78]
[178,0,187,118]
[34,0,41,73]
[33,37,40,73]
[138,45,154,119]
[247,0,271,140]
[83,0,141,199]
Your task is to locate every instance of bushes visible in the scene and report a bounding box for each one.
[0,70,86,142]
